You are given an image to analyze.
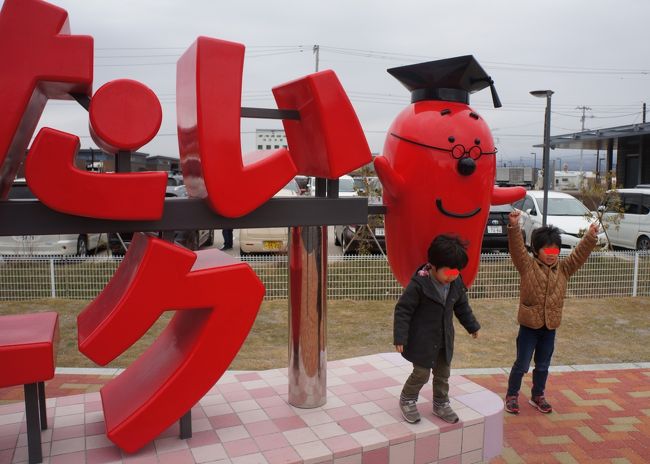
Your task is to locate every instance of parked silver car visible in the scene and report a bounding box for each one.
[512,190,608,249]
[0,179,108,255]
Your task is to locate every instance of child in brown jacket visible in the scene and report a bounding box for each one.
[505,209,598,414]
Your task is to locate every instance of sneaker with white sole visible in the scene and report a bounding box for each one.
[529,395,552,413]
[399,399,421,423]
[505,395,520,414]
[432,401,459,423]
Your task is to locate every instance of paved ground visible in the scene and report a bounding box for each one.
[1,365,648,463]
[468,368,650,463]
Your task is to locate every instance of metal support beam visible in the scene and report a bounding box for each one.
[37,381,47,430]
[24,383,42,464]
[240,107,299,120]
[179,410,192,439]
[607,139,614,190]
[0,197,368,236]
[287,176,335,408]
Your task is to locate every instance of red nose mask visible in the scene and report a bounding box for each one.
[375,101,525,288]
[542,247,560,256]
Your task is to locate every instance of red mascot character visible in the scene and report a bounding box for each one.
[374,55,525,288]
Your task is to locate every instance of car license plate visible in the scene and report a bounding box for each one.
[374,228,384,236]
[263,241,283,251]
[487,226,502,234]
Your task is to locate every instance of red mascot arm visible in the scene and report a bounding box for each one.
[374,155,405,199]
[492,185,526,205]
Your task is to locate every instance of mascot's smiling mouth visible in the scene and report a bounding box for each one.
[436,199,481,218]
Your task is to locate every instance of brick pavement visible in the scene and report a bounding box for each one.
[1,365,649,463]
[467,368,650,463]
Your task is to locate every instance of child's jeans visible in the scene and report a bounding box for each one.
[400,350,451,403]
[507,325,556,397]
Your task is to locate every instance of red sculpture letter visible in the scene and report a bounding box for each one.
[0,0,93,197]
[273,70,372,178]
[77,234,265,451]
[177,37,297,217]
[25,79,167,220]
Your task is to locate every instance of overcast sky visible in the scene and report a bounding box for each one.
[24,0,650,171]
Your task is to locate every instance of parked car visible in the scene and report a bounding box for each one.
[334,176,385,254]
[512,190,609,249]
[338,175,357,197]
[108,184,214,254]
[601,188,650,250]
[0,179,108,255]
[238,179,300,255]
[481,204,512,252]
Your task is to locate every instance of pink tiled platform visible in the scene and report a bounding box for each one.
[0,353,503,464]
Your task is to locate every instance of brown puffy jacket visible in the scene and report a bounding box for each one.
[508,223,597,329]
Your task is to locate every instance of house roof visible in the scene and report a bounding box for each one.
[535,122,650,150]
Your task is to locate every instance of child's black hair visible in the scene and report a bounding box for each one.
[427,235,468,270]
[530,225,562,255]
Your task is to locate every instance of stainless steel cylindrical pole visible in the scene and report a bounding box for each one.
[288,224,327,408]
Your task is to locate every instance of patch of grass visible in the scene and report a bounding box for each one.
[1,297,648,370]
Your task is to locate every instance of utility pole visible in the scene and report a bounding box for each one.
[644,102,647,124]
[576,105,592,173]
[313,44,319,72]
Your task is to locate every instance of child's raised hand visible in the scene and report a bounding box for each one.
[508,209,521,226]
[471,331,479,339]
[588,223,599,238]
[395,345,404,353]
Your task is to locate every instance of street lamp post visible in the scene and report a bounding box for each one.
[530,90,554,226]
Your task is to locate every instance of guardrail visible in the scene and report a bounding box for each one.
[0,250,647,301]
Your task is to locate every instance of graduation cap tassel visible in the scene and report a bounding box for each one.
[388,55,502,107]
[487,77,502,108]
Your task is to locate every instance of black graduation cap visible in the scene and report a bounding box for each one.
[388,55,502,108]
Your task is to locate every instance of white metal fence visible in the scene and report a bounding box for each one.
[0,251,648,301]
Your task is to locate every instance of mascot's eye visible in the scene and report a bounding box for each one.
[440,109,451,116]
[469,112,479,120]
[474,138,481,145]
[448,136,455,143]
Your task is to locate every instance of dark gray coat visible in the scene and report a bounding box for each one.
[393,265,480,368]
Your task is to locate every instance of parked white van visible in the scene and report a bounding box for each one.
[602,188,650,250]
[0,179,108,255]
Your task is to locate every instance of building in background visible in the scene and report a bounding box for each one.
[256,129,287,150]
[146,155,180,173]
[548,122,648,188]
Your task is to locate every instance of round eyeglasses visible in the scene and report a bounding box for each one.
[391,133,497,160]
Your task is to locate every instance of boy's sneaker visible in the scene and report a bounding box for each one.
[504,395,520,414]
[529,395,552,413]
[399,399,421,423]
[432,401,459,423]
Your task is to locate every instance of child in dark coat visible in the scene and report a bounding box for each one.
[394,235,481,424]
